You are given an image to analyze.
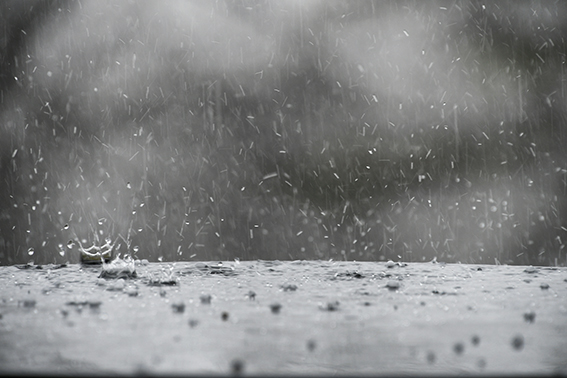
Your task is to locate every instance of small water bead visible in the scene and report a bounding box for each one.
[67,240,75,249]
[511,335,524,350]
[27,247,35,256]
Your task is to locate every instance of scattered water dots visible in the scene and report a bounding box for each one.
[200,294,212,304]
[320,301,340,311]
[188,319,199,328]
[453,342,464,355]
[511,335,524,351]
[523,311,536,323]
[270,303,282,314]
[426,351,436,364]
[230,359,244,375]
[306,339,317,352]
[20,299,37,308]
[386,280,401,290]
[171,302,185,313]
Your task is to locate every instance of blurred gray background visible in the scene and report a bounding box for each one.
[1,0,566,265]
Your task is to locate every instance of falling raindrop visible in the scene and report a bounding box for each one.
[63,224,70,230]
[27,247,35,256]
[133,246,139,253]
[126,182,132,189]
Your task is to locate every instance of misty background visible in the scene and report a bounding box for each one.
[1,0,566,265]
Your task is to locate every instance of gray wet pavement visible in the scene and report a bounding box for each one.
[1,260,566,375]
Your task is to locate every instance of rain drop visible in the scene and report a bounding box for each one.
[67,240,75,249]
[27,247,35,256]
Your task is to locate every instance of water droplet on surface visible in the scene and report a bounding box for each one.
[306,339,316,352]
[200,294,212,305]
[511,335,524,350]
[523,311,536,323]
[426,351,436,364]
[27,247,34,256]
[188,319,199,328]
[67,240,75,249]
[453,342,464,355]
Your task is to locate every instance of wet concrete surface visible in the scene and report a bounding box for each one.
[0,260,566,376]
